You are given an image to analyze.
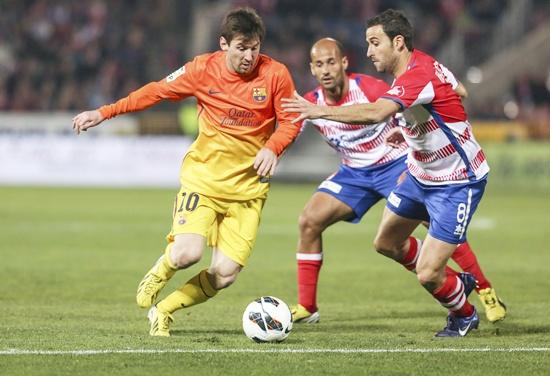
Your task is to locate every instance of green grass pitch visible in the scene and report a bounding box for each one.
[0,181,549,375]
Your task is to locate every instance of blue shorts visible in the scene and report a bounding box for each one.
[317,156,407,223]
[386,172,488,244]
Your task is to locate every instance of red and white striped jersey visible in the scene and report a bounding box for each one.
[303,74,407,168]
[381,49,489,185]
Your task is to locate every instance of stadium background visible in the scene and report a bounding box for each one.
[1,1,550,375]
[1,0,549,185]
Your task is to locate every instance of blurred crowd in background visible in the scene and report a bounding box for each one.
[0,0,190,111]
[0,0,549,122]
[239,0,511,92]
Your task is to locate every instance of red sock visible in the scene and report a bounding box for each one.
[452,242,491,291]
[432,274,474,317]
[297,253,323,313]
[401,237,458,276]
[401,237,421,271]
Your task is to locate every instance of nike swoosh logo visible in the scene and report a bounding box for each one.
[208,89,222,95]
[458,321,473,336]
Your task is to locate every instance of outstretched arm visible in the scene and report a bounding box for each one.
[72,61,198,135]
[72,80,186,135]
[282,91,400,125]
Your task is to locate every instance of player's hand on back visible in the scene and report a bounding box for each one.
[385,127,405,148]
[253,147,277,178]
[72,110,105,135]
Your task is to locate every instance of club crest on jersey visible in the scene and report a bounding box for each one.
[387,85,405,97]
[252,87,267,102]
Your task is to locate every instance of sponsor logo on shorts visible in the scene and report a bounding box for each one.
[387,192,401,208]
[319,180,342,194]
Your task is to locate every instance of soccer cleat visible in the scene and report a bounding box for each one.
[148,305,173,337]
[435,308,480,337]
[291,304,320,324]
[136,256,171,308]
[458,272,477,297]
[478,288,507,323]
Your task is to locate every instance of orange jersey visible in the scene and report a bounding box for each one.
[99,51,300,200]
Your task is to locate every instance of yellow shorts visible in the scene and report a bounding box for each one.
[166,186,265,266]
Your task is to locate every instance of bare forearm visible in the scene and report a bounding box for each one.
[282,91,399,125]
[318,103,386,124]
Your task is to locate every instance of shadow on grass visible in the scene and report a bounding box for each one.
[169,329,308,344]
[171,328,242,337]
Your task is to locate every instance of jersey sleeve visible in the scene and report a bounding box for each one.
[439,64,458,89]
[98,57,202,119]
[380,68,434,110]
[355,75,390,102]
[264,66,302,156]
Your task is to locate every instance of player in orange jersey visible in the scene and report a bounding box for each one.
[72,7,301,337]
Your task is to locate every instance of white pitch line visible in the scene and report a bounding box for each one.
[1,348,550,356]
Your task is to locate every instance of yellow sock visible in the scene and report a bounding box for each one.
[149,243,178,281]
[154,244,178,280]
[157,269,218,314]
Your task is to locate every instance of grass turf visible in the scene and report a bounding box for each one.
[0,182,549,375]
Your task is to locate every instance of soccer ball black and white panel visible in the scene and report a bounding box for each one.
[242,296,293,342]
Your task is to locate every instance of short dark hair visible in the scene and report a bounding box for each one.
[220,7,266,44]
[367,9,413,50]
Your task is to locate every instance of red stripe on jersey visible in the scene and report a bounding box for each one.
[456,127,472,144]
[349,125,392,153]
[469,149,487,171]
[411,126,473,163]
[402,119,440,137]
[318,122,371,132]
[374,143,408,165]
[407,163,469,182]
[412,143,456,163]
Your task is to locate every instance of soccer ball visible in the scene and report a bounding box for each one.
[242,296,293,343]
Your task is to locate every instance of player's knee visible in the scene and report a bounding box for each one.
[211,268,239,289]
[373,234,392,255]
[416,268,438,287]
[373,235,404,261]
[170,243,202,268]
[298,212,324,237]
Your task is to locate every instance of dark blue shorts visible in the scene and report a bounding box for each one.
[386,171,488,244]
[317,156,407,223]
